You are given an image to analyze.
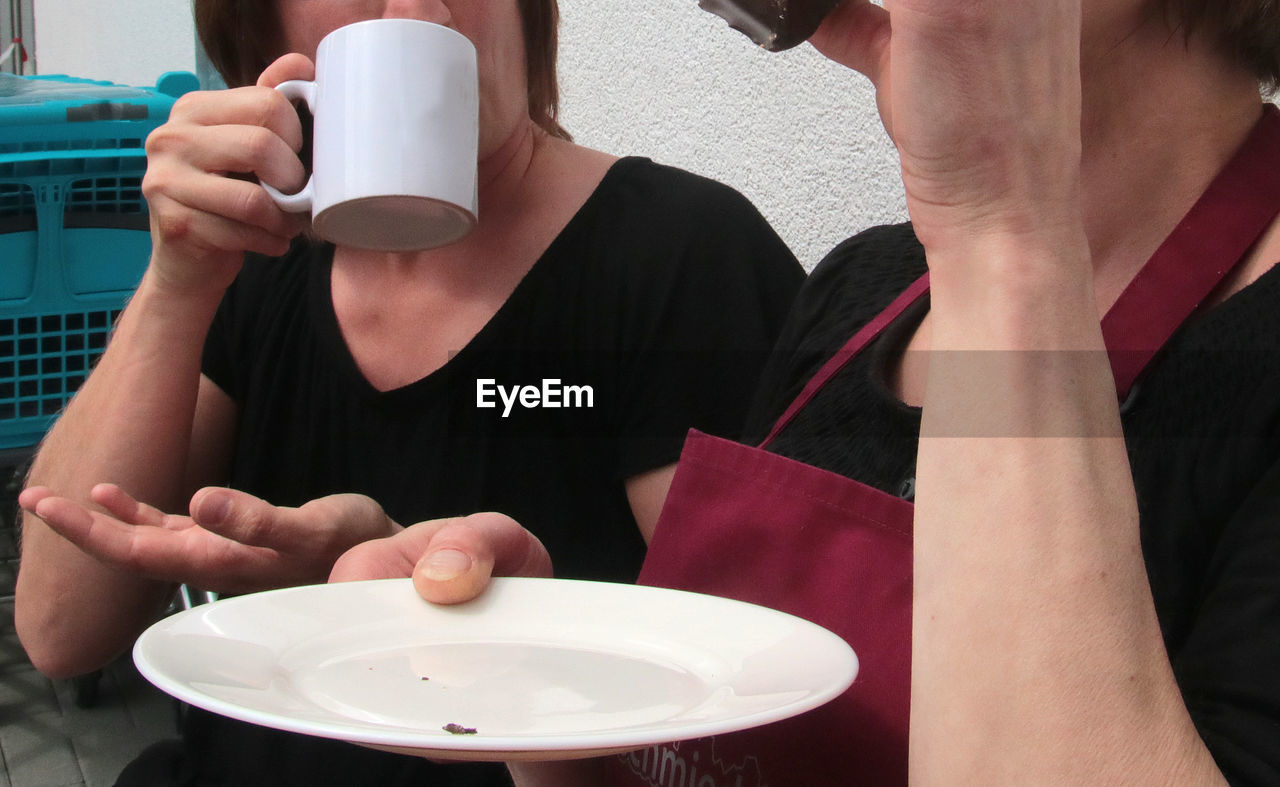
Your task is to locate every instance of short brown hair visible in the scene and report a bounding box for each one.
[194,0,570,139]
[1156,0,1280,89]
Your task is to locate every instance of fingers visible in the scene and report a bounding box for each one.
[155,86,305,157]
[413,525,495,605]
[328,513,552,606]
[142,84,308,275]
[19,490,184,575]
[258,53,316,90]
[808,0,890,81]
[327,514,460,584]
[328,533,421,583]
[22,493,99,545]
[89,483,178,528]
[20,485,328,592]
[474,512,553,580]
[297,493,401,544]
[172,123,307,193]
[17,485,54,512]
[147,157,303,234]
[24,484,185,531]
[147,192,301,261]
[190,487,290,549]
[192,488,398,555]
[412,513,552,605]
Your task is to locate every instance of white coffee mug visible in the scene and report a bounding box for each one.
[264,19,480,252]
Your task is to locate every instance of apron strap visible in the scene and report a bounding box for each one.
[761,273,930,448]
[763,104,1280,445]
[1103,104,1280,398]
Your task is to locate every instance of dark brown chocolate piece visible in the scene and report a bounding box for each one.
[698,0,843,51]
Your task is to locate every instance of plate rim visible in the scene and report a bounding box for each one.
[133,577,858,758]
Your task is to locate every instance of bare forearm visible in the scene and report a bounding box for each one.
[16,71,311,675]
[17,268,224,676]
[27,268,222,500]
[911,240,1222,783]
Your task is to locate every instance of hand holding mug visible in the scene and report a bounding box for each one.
[141,62,310,297]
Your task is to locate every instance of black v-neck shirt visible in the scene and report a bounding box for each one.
[204,157,803,586]
[744,223,1280,784]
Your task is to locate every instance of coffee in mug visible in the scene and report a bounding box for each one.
[264,19,479,252]
[699,0,843,51]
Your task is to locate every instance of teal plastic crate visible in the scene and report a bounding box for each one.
[0,71,198,455]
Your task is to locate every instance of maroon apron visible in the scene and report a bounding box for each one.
[604,105,1280,787]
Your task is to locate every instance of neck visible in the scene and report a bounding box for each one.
[1080,15,1263,304]
[337,117,551,275]
[476,119,544,219]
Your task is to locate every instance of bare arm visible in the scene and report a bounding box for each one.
[17,280,236,677]
[915,248,1219,783]
[15,57,310,679]
[624,463,676,544]
[813,0,1225,781]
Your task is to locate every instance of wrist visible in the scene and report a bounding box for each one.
[924,227,1098,351]
[144,239,244,302]
[139,259,230,308]
[123,267,227,343]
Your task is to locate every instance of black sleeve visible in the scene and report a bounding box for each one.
[612,181,805,479]
[201,278,242,399]
[1174,449,1280,783]
[201,241,317,400]
[743,223,927,441]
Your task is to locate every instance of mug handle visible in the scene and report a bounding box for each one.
[261,79,317,212]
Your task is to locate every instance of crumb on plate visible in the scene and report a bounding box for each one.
[443,723,478,735]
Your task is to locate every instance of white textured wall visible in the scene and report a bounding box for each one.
[29,0,907,268]
[557,0,906,269]
[32,0,197,88]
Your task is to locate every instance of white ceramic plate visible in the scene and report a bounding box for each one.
[133,577,857,761]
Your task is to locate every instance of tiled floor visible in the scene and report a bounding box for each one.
[0,466,179,787]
